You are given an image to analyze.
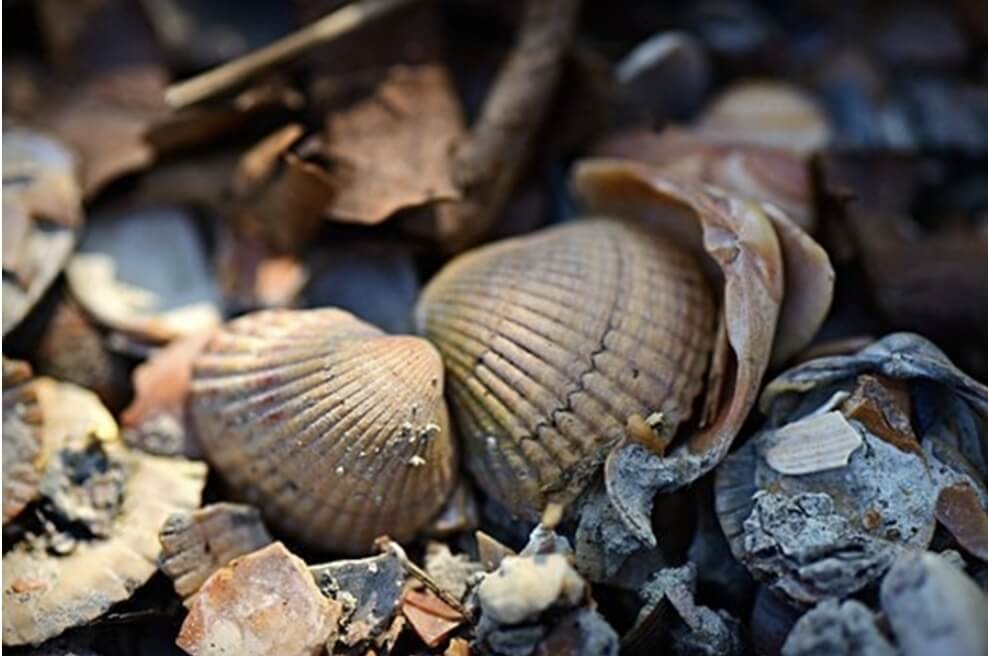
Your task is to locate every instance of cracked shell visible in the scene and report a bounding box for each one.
[415,219,716,518]
[191,308,458,554]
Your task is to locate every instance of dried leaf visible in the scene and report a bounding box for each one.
[596,127,815,230]
[402,588,464,647]
[935,483,988,562]
[323,64,463,224]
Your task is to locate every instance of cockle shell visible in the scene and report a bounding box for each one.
[415,219,716,517]
[190,308,458,554]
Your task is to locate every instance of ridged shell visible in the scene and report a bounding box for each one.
[415,219,716,517]
[191,308,458,554]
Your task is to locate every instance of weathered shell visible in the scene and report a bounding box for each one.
[2,358,44,524]
[191,308,458,554]
[415,219,716,517]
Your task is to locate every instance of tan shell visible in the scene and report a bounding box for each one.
[415,219,716,517]
[191,308,458,554]
[2,358,44,524]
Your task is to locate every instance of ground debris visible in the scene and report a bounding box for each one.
[159,502,273,602]
[177,542,342,656]
[781,599,895,656]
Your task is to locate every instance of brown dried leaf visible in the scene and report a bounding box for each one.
[177,542,341,656]
[596,127,815,230]
[323,64,464,224]
[402,588,464,648]
[936,483,988,562]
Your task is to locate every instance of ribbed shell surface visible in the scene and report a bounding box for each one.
[191,309,457,554]
[415,219,716,517]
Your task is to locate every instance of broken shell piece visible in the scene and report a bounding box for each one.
[781,599,895,656]
[66,207,221,343]
[535,608,620,656]
[425,543,485,601]
[310,549,407,651]
[416,218,717,519]
[3,444,206,645]
[177,542,342,656]
[880,552,988,656]
[192,308,458,553]
[159,502,273,602]
[760,411,863,475]
[2,358,44,524]
[2,126,82,336]
[693,80,832,155]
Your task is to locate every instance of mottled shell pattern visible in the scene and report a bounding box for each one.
[191,308,458,554]
[415,219,716,517]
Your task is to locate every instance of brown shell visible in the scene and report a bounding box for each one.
[415,219,716,517]
[2,358,44,524]
[191,308,458,554]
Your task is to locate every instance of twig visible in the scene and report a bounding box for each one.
[377,537,474,621]
[165,0,418,109]
[437,0,582,253]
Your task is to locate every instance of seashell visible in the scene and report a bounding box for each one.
[693,80,832,155]
[415,219,716,518]
[2,358,44,524]
[759,411,863,475]
[191,308,458,554]
[66,207,221,344]
[2,126,81,336]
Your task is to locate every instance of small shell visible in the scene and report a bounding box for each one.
[191,308,458,554]
[415,219,715,517]
[760,411,863,475]
[2,358,44,524]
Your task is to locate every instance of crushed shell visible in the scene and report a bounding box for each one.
[191,308,458,554]
[415,219,715,517]
[760,411,864,476]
